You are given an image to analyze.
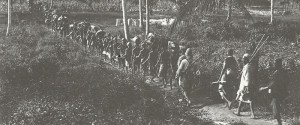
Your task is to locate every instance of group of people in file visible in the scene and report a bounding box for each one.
[214,44,289,125]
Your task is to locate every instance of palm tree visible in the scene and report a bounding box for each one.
[6,0,12,36]
[145,0,149,35]
[139,0,143,28]
[227,0,232,21]
[51,0,53,9]
[270,0,274,24]
[122,0,129,39]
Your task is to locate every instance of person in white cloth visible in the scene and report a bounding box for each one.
[235,55,255,118]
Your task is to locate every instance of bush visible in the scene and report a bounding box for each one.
[291,117,300,125]
[230,120,248,125]
[139,16,300,123]
[0,23,208,125]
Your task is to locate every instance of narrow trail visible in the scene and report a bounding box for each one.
[98,55,288,125]
[147,78,288,125]
[42,21,290,124]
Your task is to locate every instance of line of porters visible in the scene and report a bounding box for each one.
[31,2,200,90]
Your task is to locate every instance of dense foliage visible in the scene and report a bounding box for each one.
[0,24,209,125]
[146,16,300,121]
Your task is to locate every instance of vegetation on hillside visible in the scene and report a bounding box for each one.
[0,24,209,124]
[141,14,300,121]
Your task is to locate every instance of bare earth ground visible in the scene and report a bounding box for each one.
[141,75,288,125]
[1,11,299,124]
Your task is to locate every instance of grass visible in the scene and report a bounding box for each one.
[290,117,300,125]
[133,13,300,123]
[0,23,209,124]
[1,2,300,123]
[230,120,248,125]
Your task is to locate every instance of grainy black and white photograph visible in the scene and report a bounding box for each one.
[0,0,299,124]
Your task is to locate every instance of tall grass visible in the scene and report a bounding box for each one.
[0,24,208,124]
[135,16,300,122]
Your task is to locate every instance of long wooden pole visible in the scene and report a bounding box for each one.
[6,0,11,36]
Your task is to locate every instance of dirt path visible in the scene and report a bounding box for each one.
[101,58,288,125]
[141,75,288,125]
[100,57,287,125]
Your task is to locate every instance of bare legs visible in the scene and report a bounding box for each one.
[235,101,255,118]
[220,92,232,109]
[179,84,191,106]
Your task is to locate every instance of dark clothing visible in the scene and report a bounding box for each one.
[157,51,171,77]
[124,47,132,61]
[220,56,238,83]
[268,68,289,99]
[124,47,132,68]
[145,50,158,76]
[159,51,171,65]
[149,51,158,68]
[113,42,120,57]
[224,56,238,72]
[138,48,149,72]
[267,68,289,120]
[170,51,180,77]
[271,98,281,119]
[132,47,141,64]
[219,56,238,100]
[138,48,149,64]
[132,47,141,72]
[117,44,126,57]
[117,44,126,67]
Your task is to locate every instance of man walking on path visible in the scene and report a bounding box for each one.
[235,56,255,118]
[259,58,290,125]
[137,43,149,77]
[156,47,171,88]
[142,43,159,82]
[170,43,180,87]
[117,38,127,70]
[217,49,239,109]
[176,48,193,106]
[132,37,142,74]
[124,42,132,73]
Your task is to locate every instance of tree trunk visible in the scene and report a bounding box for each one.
[122,0,129,40]
[139,0,143,28]
[6,0,12,36]
[145,0,149,36]
[226,0,232,21]
[270,0,274,24]
[50,0,53,9]
[28,0,33,12]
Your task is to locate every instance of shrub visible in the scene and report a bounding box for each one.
[230,120,248,125]
[291,117,300,125]
[0,23,208,125]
